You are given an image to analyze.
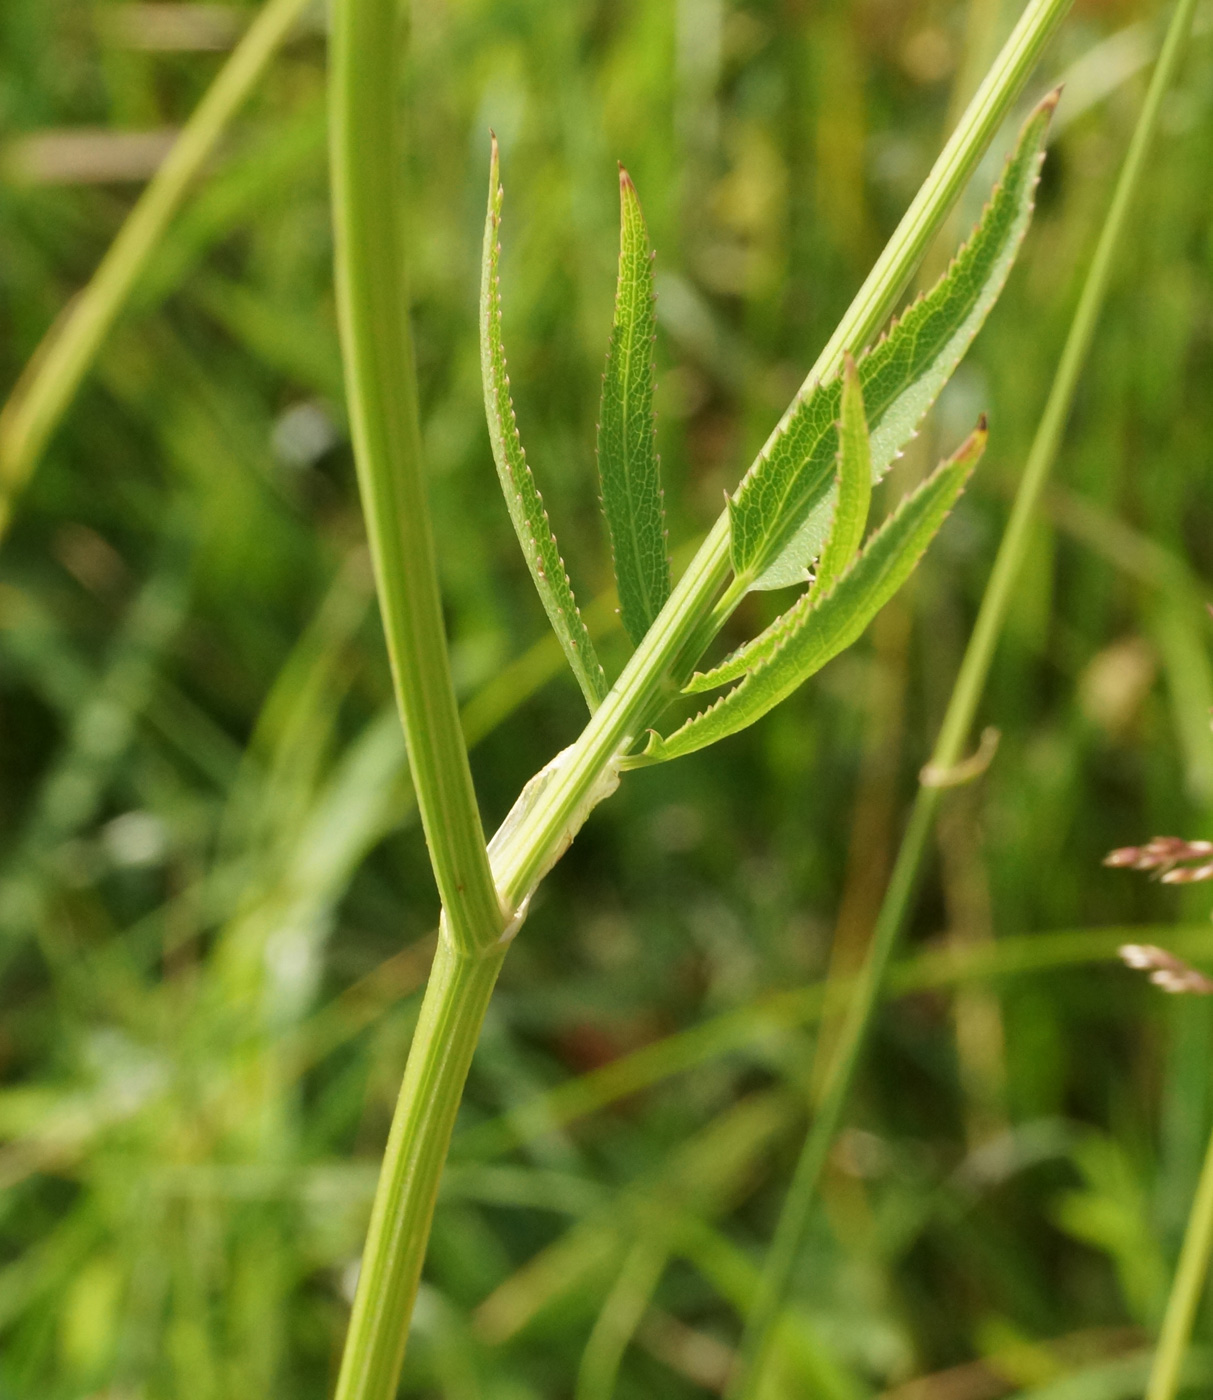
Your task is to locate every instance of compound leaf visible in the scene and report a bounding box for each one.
[597,167,670,647]
[481,136,608,711]
[648,422,986,761]
[731,92,1054,593]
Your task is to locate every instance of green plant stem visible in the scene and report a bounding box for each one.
[488,0,1074,916]
[1148,1118,1213,1400]
[0,0,311,539]
[330,0,499,956]
[334,940,507,1400]
[329,0,1074,1392]
[727,1,1200,1394]
[330,0,507,1393]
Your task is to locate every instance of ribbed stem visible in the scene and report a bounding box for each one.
[329,0,501,956]
[334,938,507,1400]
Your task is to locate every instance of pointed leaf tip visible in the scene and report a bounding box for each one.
[480,145,608,711]
[597,164,670,646]
[658,426,986,759]
[731,100,1049,591]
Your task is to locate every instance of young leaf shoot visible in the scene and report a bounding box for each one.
[596,167,671,647]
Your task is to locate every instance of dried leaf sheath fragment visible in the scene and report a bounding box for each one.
[480,136,608,711]
[597,166,670,647]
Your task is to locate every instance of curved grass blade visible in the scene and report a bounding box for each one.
[596,167,670,647]
[732,93,1054,593]
[645,423,986,760]
[481,137,608,711]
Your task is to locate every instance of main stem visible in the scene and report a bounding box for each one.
[329,0,500,956]
[335,941,506,1400]
[728,0,1199,1392]
[329,0,1073,1394]
[329,0,505,1395]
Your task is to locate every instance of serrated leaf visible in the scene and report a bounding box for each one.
[732,93,1054,592]
[481,137,608,711]
[644,423,986,762]
[685,354,872,696]
[815,353,872,594]
[596,167,670,647]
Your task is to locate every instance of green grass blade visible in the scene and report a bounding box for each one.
[0,0,313,542]
[596,168,671,646]
[481,138,608,711]
[1146,1119,1213,1400]
[729,2,1201,1392]
[649,424,985,758]
[732,94,1052,592]
[813,353,872,596]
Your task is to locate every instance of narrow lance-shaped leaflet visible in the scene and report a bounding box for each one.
[639,422,986,763]
[732,92,1054,593]
[597,167,671,647]
[810,352,872,596]
[687,354,874,695]
[481,136,608,711]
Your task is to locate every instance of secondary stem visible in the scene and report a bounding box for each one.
[727,0,1199,1392]
[490,0,1075,915]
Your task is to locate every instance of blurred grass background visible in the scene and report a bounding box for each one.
[2,0,1213,1396]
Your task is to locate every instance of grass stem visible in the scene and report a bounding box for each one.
[1147,1117,1213,1400]
[726,0,1201,1393]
